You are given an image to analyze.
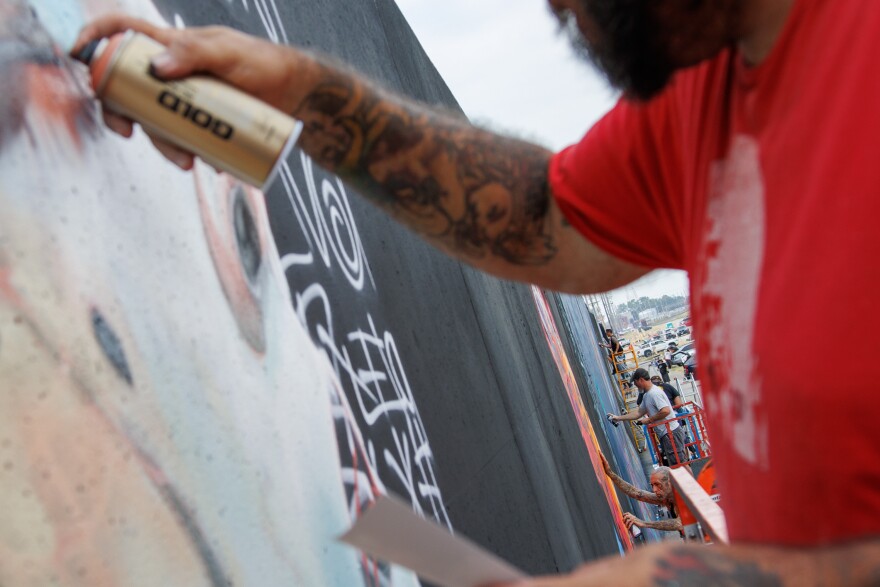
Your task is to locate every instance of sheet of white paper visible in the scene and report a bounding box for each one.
[339,495,527,587]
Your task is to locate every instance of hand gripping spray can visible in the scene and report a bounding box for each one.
[607,408,625,428]
[631,524,642,540]
[75,31,302,190]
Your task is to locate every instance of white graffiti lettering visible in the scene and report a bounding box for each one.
[294,281,449,527]
[227,0,451,533]
[280,156,374,292]
[277,155,449,527]
[232,0,288,43]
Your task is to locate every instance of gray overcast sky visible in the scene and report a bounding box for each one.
[394,0,690,304]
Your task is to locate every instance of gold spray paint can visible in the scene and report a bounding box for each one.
[76,31,302,190]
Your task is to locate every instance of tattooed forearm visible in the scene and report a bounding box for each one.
[648,540,880,587]
[642,518,682,532]
[653,548,783,587]
[293,71,557,268]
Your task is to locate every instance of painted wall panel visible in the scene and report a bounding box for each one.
[1,2,414,584]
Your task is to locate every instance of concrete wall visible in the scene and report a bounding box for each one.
[1,0,641,584]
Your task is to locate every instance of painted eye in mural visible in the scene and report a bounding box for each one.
[232,185,262,289]
[194,166,268,353]
[91,308,133,385]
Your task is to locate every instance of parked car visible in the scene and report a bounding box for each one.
[677,327,690,337]
[676,342,695,354]
[670,350,689,366]
[651,340,669,355]
[665,330,677,340]
[669,342,695,367]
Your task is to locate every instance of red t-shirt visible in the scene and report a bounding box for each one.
[550,0,880,546]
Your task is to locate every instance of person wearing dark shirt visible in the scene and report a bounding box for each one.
[651,375,683,410]
[599,328,627,385]
[599,328,622,354]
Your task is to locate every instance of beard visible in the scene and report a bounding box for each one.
[553,0,736,101]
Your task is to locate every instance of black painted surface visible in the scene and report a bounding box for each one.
[150,0,621,575]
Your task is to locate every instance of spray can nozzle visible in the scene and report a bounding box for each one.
[73,38,105,65]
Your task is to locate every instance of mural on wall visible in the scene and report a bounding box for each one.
[2,0,644,581]
[551,293,664,542]
[530,288,630,552]
[0,0,420,584]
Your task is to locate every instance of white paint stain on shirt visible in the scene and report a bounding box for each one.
[701,135,768,467]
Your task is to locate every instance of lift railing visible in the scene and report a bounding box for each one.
[644,402,711,469]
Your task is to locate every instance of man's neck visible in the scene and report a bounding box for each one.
[737,0,796,65]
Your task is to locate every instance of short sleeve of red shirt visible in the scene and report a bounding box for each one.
[549,91,686,270]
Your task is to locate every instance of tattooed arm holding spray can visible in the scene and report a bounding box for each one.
[71,14,649,296]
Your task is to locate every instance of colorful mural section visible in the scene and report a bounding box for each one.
[530,288,631,552]
[547,293,663,542]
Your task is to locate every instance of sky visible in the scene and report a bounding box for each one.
[393,0,690,305]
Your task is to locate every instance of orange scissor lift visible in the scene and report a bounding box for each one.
[644,403,712,469]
